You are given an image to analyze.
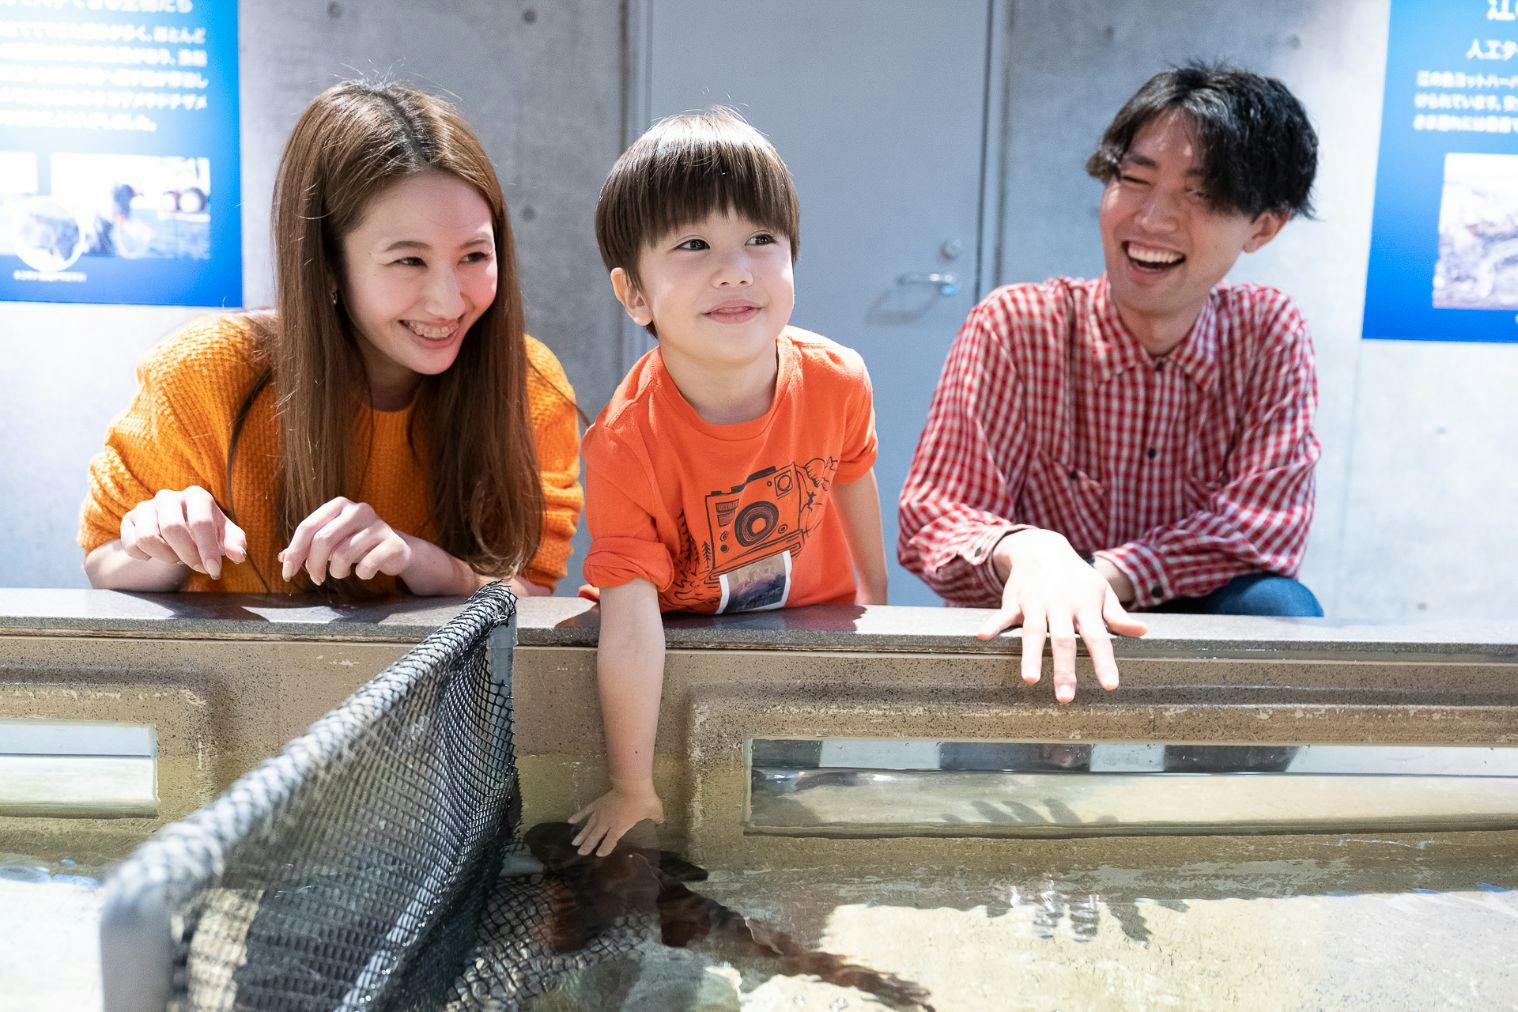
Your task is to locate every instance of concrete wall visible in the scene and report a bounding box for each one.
[4,0,1513,622]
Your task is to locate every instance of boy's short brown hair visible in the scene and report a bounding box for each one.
[595,106,800,288]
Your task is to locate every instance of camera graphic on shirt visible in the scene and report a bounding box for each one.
[705,464,808,575]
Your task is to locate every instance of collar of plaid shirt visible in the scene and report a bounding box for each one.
[1086,275,1220,395]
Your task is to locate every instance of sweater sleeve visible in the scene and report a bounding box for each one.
[78,322,230,555]
[520,337,585,590]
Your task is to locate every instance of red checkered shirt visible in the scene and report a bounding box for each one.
[898,275,1319,609]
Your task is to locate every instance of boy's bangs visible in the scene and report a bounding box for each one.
[595,106,801,277]
[641,134,798,249]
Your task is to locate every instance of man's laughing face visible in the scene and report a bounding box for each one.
[1099,109,1286,344]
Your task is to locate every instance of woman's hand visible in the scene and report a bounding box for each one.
[570,779,665,857]
[120,485,248,580]
[280,497,411,585]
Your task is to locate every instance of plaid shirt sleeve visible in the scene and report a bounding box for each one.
[897,297,1031,607]
[1096,301,1320,607]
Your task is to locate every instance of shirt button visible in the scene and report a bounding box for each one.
[1146,447,1158,460]
[1155,361,1166,373]
[1151,585,1163,598]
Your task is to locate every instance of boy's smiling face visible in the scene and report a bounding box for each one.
[611,210,795,374]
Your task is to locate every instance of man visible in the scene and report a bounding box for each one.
[899,63,1323,704]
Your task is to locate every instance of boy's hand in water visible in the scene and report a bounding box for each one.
[570,780,664,857]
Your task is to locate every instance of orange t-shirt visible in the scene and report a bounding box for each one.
[583,327,877,613]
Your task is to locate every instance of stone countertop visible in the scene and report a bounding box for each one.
[0,587,1515,663]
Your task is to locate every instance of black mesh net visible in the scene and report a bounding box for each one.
[99,583,621,1011]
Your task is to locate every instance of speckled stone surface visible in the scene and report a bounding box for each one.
[2,588,1516,662]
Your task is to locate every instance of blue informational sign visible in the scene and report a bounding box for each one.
[0,1,241,307]
[1363,0,1518,343]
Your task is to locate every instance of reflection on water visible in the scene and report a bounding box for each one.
[0,853,105,1012]
[508,831,1518,1011]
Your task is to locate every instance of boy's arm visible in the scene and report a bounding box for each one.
[570,577,667,856]
[833,468,888,605]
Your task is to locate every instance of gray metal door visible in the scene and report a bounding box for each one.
[635,0,999,605]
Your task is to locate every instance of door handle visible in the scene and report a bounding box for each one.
[896,271,960,297]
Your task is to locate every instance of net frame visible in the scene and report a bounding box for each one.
[99,582,521,1012]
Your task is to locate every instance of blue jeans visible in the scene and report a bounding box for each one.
[1152,573,1323,617]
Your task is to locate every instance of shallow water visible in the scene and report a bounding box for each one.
[522,836,1518,1011]
[6,834,1518,1011]
[0,854,105,1012]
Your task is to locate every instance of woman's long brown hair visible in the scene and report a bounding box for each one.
[255,81,543,595]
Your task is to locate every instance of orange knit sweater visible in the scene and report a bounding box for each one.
[79,314,583,593]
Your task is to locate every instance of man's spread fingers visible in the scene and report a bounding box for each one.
[1019,606,1047,685]
[1080,611,1121,691]
[1102,593,1149,637]
[1049,610,1078,703]
[977,603,1022,640]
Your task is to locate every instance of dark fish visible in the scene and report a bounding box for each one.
[524,821,934,1011]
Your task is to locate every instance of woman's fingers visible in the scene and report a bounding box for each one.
[153,490,204,572]
[573,816,608,856]
[281,503,403,586]
[280,498,350,582]
[182,487,224,579]
[222,520,249,565]
[122,510,182,565]
[595,823,625,858]
[326,526,385,581]
[354,537,408,581]
[303,503,367,584]
[121,488,244,578]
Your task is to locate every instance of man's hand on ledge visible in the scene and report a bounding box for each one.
[979,528,1148,703]
[1092,556,1137,605]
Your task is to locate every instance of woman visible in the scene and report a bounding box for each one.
[80,81,582,597]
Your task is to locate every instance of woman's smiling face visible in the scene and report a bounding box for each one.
[339,170,498,408]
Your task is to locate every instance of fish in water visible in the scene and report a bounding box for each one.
[524,821,934,1011]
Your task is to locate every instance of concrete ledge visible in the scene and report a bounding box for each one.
[4,588,1517,869]
[2,589,1516,663]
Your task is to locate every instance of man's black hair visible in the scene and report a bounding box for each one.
[1086,62,1318,219]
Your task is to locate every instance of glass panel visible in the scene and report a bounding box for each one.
[747,739,1518,837]
[0,719,156,818]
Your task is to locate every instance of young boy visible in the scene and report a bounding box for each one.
[571,108,888,856]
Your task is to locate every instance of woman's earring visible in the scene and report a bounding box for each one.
[329,289,338,306]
